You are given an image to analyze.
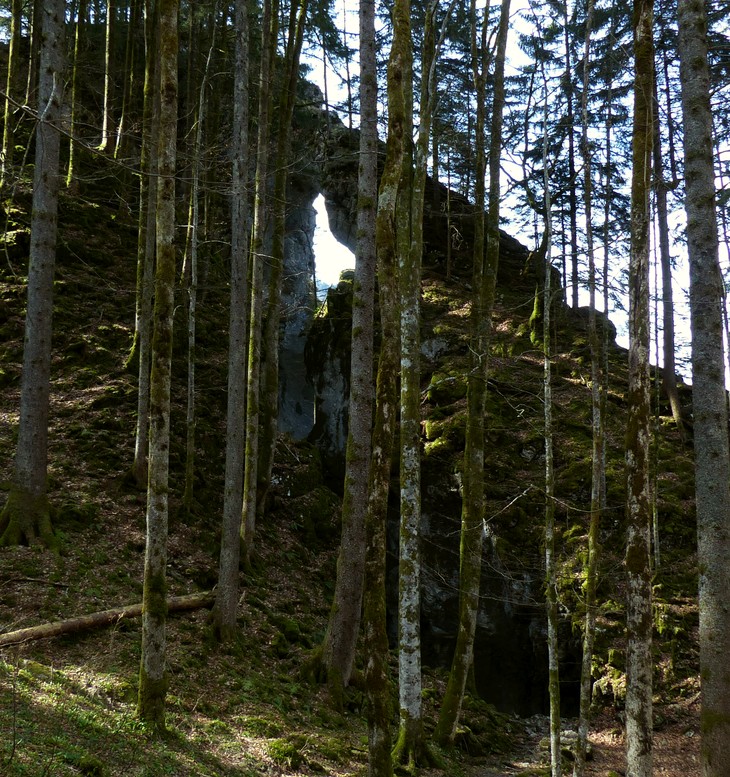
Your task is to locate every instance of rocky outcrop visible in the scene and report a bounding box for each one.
[282,96,598,716]
[277,174,318,441]
[303,272,354,487]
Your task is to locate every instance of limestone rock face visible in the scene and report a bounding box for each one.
[303,273,354,487]
[277,175,318,441]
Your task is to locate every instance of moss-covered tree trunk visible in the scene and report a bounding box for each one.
[317,0,377,699]
[436,0,510,746]
[257,0,309,520]
[0,0,65,551]
[624,0,654,772]
[137,0,178,734]
[129,0,160,490]
[1,0,23,186]
[677,0,730,771]
[361,0,413,764]
[241,0,278,570]
[574,1,600,773]
[212,0,250,643]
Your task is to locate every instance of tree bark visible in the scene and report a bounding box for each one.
[182,14,217,514]
[624,0,654,772]
[1,0,23,186]
[392,0,421,761]
[66,0,89,194]
[574,1,601,773]
[652,71,684,438]
[436,0,510,746]
[257,0,309,521]
[677,0,730,772]
[0,0,65,550]
[98,0,116,152]
[128,0,160,490]
[317,0,377,699]
[115,0,142,160]
[0,592,215,648]
[241,0,278,570]
[362,0,412,764]
[212,0,250,643]
[25,0,43,110]
[541,73,561,777]
[137,0,178,734]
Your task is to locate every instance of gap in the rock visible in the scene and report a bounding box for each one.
[312,194,355,300]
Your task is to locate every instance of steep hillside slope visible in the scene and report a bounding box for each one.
[0,166,701,775]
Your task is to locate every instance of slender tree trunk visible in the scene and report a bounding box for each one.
[257,0,309,521]
[436,0,510,746]
[316,0,377,699]
[394,0,456,764]
[342,0,353,131]
[574,2,600,774]
[66,0,89,194]
[1,0,23,187]
[563,7,579,310]
[115,0,141,160]
[212,0,250,643]
[25,0,43,109]
[137,0,178,734]
[677,1,730,772]
[129,0,160,490]
[393,0,419,762]
[182,14,217,513]
[361,0,417,765]
[624,0,654,772]
[435,0,488,745]
[241,0,278,570]
[541,87,561,777]
[651,72,684,438]
[0,0,65,550]
[98,0,115,152]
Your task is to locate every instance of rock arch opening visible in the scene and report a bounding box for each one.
[312,194,355,299]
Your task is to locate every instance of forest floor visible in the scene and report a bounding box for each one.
[0,496,703,777]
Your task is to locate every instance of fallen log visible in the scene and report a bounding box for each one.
[0,590,215,648]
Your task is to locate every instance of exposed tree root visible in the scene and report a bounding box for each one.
[0,488,58,551]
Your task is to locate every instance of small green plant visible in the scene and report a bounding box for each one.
[267,735,308,769]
